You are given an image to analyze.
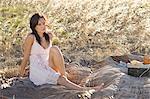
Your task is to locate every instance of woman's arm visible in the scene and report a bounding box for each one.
[19,34,34,77]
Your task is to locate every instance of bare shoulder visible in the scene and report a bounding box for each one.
[26,33,34,39]
[25,33,34,41]
[24,33,34,45]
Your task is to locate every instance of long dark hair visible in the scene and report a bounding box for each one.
[30,13,49,45]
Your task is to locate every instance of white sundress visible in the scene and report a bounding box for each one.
[29,37,60,86]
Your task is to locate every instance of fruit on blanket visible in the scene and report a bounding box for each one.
[130,60,143,65]
[144,55,150,64]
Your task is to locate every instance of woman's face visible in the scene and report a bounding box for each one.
[35,18,46,34]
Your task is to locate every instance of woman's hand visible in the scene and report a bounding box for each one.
[19,66,25,77]
[19,66,29,77]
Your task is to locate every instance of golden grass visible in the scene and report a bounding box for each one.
[1,0,150,77]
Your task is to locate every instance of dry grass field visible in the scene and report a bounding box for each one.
[0,0,150,77]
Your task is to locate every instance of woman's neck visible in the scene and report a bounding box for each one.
[37,32,44,38]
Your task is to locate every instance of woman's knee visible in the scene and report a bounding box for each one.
[50,46,61,54]
[57,76,67,85]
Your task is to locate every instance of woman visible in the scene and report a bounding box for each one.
[19,13,103,91]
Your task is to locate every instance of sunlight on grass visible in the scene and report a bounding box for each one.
[0,0,150,77]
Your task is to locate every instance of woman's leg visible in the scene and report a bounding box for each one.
[49,46,104,91]
[49,46,66,76]
[57,76,83,90]
[49,46,84,90]
[57,75,104,91]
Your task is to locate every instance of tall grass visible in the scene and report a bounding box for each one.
[0,0,150,69]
